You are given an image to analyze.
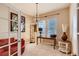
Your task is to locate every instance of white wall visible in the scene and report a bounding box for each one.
[70,3,78,55]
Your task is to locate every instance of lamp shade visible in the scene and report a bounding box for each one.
[62,24,67,32]
[39,28,42,31]
[34,24,37,32]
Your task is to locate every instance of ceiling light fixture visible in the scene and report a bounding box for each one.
[34,3,39,32]
[36,3,38,22]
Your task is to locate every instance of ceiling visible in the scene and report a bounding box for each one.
[8,3,70,16]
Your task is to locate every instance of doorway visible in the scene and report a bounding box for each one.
[30,24,35,43]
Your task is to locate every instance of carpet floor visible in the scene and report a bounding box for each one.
[22,43,71,56]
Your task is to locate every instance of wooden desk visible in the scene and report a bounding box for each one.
[37,36,56,49]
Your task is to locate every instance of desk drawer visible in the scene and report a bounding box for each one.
[42,39,54,45]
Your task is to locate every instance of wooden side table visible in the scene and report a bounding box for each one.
[58,40,71,54]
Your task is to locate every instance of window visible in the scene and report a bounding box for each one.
[47,17,57,37]
[38,17,57,37]
[38,20,46,37]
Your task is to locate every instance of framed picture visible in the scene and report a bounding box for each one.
[21,16,25,32]
[10,12,25,32]
[10,12,18,32]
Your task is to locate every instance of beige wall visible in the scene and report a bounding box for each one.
[0,3,78,55]
[36,7,70,41]
[21,17,33,43]
[0,4,9,39]
[0,4,33,43]
[0,4,72,53]
[57,7,70,41]
[0,4,70,41]
[32,7,70,45]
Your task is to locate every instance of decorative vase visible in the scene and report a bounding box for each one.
[61,32,67,41]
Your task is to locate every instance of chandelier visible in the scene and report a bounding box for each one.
[34,3,39,32]
[36,3,38,22]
